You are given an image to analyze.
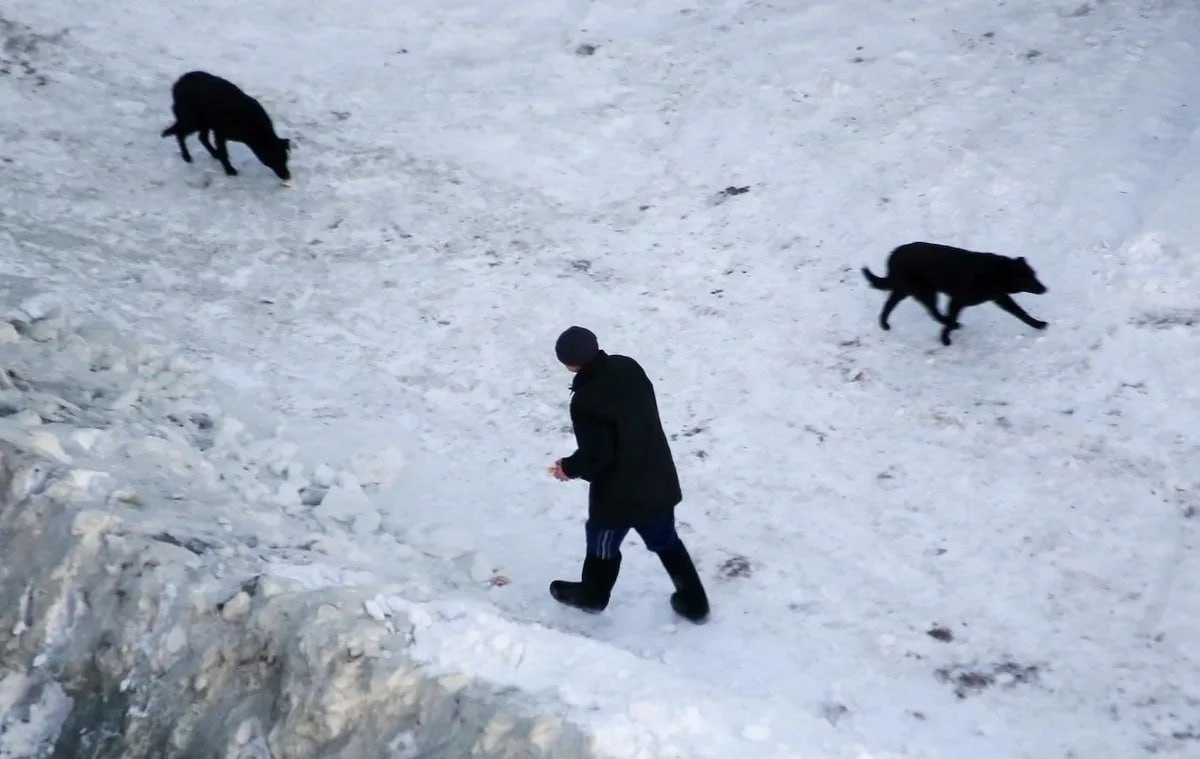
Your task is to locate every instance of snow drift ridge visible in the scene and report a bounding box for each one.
[0,473,588,758]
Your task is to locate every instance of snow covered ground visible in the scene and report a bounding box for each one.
[2,0,1199,756]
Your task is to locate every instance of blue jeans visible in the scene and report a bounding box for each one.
[586,512,680,560]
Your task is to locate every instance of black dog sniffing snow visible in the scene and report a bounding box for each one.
[863,241,1049,346]
[162,71,293,186]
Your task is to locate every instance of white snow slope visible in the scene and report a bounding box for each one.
[2,0,1199,756]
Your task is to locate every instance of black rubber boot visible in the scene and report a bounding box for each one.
[550,554,621,613]
[657,542,710,623]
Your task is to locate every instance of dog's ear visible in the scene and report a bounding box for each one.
[1017,256,1026,262]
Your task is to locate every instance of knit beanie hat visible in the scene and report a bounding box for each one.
[555,326,600,367]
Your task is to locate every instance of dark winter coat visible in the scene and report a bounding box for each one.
[560,351,682,527]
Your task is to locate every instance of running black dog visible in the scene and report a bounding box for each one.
[863,242,1048,346]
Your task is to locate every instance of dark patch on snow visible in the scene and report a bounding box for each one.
[717,555,752,579]
[3,367,32,391]
[935,660,1041,699]
[299,485,327,506]
[151,531,216,556]
[0,15,64,86]
[821,702,850,725]
[241,575,261,597]
[926,626,954,642]
[709,185,751,205]
[1141,715,1200,754]
[574,43,597,56]
[1024,49,1042,60]
[50,640,132,758]
[1132,309,1200,328]
[803,424,827,443]
[669,425,707,441]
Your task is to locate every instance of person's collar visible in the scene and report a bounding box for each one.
[570,350,608,391]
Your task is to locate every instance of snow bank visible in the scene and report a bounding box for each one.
[0,298,825,759]
[0,487,590,758]
[0,300,592,758]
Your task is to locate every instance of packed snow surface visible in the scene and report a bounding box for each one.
[2,0,1199,756]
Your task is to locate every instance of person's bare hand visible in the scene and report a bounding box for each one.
[548,459,570,481]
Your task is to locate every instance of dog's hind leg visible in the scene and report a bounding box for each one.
[911,288,949,326]
[992,294,1048,330]
[173,131,192,163]
[198,129,221,160]
[165,104,196,163]
[940,299,967,345]
[878,290,907,330]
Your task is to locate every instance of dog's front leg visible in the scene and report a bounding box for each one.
[992,294,1048,330]
[940,300,966,345]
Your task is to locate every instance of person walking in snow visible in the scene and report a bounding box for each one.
[547,326,709,623]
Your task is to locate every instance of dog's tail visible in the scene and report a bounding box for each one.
[861,266,891,290]
[161,123,179,138]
